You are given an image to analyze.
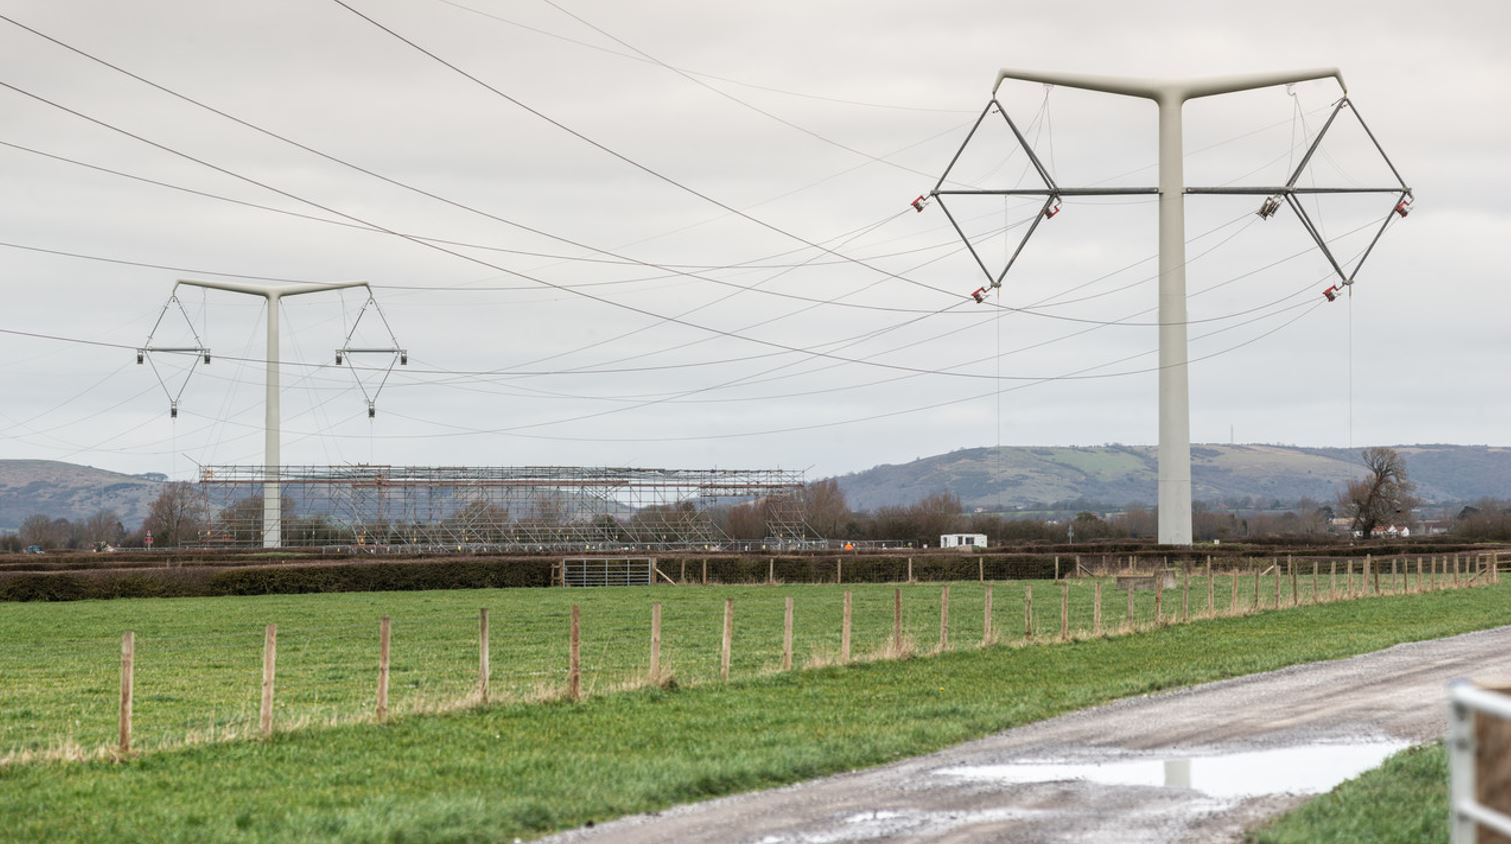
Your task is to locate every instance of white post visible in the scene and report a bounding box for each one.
[1156,94,1192,545]
[1448,683,1476,844]
[989,68,1345,546]
[264,294,281,549]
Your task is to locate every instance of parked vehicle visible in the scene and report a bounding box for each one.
[23,545,44,555]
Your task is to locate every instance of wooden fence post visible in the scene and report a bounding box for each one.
[1455,555,1462,588]
[1025,583,1035,640]
[982,584,993,646]
[702,558,709,586]
[1273,558,1281,608]
[377,616,391,721]
[1093,580,1103,636]
[1312,561,1319,604]
[477,610,489,704]
[768,557,775,585]
[1289,557,1298,607]
[119,631,134,755]
[842,591,853,662]
[1391,558,1399,593]
[1252,567,1261,611]
[836,558,843,585]
[679,559,686,583]
[782,596,793,671]
[1416,557,1423,593]
[979,556,985,583]
[1330,560,1338,600]
[1054,556,1060,580]
[650,603,662,681]
[1059,582,1069,641]
[1229,572,1239,616]
[1125,582,1134,629]
[260,623,277,737]
[893,588,903,653]
[938,587,949,651]
[720,598,733,680]
[1365,555,1374,595]
[907,557,913,583]
[569,605,581,700]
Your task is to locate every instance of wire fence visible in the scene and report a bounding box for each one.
[0,552,1499,765]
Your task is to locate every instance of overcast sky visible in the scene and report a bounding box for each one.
[0,0,1506,483]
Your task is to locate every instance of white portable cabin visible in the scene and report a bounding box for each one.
[940,533,988,549]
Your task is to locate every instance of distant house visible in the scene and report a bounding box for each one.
[940,533,988,549]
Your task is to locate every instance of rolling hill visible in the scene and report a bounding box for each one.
[4,444,1508,531]
[833,444,1511,512]
[0,460,162,531]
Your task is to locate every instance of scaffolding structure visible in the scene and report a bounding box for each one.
[191,465,814,551]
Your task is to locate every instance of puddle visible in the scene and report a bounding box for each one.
[935,741,1409,799]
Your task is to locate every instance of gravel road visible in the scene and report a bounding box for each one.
[543,624,1511,843]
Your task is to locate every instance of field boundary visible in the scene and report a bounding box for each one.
[10,553,1497,767]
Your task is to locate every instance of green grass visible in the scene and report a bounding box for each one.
[0,570,1436,758]
[0,579,1503,842]
[1250,743,1448,844]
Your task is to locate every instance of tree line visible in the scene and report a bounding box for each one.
[0,448,1485,550]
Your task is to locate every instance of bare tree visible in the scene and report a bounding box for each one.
[1337,447,1417,539]
[800,480,850,538]
[18,514,63,549]
[720,502,766,541]
[142,482,208,547]
[914,492,963,547]
[82,509,125,547]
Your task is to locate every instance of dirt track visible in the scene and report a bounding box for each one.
[544,625,1511,843]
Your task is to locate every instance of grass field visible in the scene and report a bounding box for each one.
[0,568,1459,760]
[0,577,1503,842]
[1250,743,1448,843]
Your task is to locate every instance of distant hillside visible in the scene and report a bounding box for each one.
[833,444,1511,512]
[0,460,162,531]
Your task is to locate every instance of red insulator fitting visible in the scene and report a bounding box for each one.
[1322,285,1340,302]
[970,286,988,304]
[1043,197,1062,219]
[911,195,929,213]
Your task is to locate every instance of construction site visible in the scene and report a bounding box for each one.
[189,464,815,552]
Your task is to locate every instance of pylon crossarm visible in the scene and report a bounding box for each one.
[1184,186,1406,195]
[935,187,1159,196]
[136,293,212,416]
[333,293,409,416]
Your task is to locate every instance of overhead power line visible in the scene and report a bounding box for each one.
[535,0,949,182]
[323,0,1041,311]
[434,0,974,115]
